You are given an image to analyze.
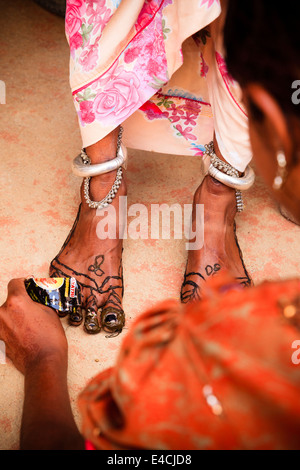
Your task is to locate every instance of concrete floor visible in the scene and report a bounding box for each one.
[0,0,299,449]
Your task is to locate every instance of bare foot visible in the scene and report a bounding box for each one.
[180,175,252,303]
[50,168,126,335]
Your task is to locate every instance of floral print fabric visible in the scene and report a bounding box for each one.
[66,0,252,172]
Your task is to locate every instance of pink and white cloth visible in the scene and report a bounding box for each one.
[66,0,252,172]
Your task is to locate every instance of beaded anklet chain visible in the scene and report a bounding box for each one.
[205,142,249,213]
[82,127,124,211]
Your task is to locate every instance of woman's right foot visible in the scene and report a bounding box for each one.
[50,167,127,335]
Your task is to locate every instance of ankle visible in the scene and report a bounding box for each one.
[90,170,119,187]
[194,176,237,222]
[195,175,236,203]
[85,127,120,164]
[80,172,127,210]
[213,136,243,177]
[206,175,236,196]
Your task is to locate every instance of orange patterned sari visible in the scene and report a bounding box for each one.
[78,274,300,450]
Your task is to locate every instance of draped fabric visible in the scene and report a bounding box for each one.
[66,0,252,172]
[79,274,300,450]
[65,0,300,451]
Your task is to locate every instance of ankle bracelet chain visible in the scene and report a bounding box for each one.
[206,142,240,178]
[81,127,124,210]
[83,167,123,210]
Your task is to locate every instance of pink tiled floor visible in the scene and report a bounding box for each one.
[0,0,299,449]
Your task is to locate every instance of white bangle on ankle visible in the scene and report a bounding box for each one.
[73,126,126,210]
[72,143,127,178]
[208,164,255,191]
[204,141,255,213]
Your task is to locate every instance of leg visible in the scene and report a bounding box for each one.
[181,12,254,303]
[50,127,126,335]
[180,173,252,303]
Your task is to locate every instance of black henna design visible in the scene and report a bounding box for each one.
[51,255,124,309]
[49,203,126,337]
[49,204,124,312]
[88,255,105,277]
[181,223,253,304]
[233,222,253,288]
[180,271,204,304]
[236,276,253,288]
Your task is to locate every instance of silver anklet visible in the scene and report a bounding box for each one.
[204,142,255,213]
[83,167,123,210]
[74,127,125,210]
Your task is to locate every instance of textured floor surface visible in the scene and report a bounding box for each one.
[0,0,299,450]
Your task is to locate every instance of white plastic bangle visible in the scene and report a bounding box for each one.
[72,143,128,178]
[208,164,255,191]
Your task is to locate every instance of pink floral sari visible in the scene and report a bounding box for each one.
[66,0,251,172]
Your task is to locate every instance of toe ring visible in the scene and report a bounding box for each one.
[84,308,101,334]
[100,307,125,336]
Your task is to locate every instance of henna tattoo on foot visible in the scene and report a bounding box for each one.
[88,255,105,277]
[180,265,222,304]
[181,225,253,304]
[49,205,125,335]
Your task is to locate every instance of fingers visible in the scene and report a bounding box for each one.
[0,279,27,347]
[6,278,27,297]
[0,278,27,310]
[2,278,59,321]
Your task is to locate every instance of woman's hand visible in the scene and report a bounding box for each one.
[0,278,68,374]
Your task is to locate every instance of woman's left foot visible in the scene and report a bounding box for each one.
[180,175,252,303]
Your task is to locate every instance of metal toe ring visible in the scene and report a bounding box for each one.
[84,308,101,335]
[100,307,125,334]
[69,307,83,326]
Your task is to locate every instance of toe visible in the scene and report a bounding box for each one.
[84,308,101,334]
[69,307,83,326]
[100,305,125,336]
